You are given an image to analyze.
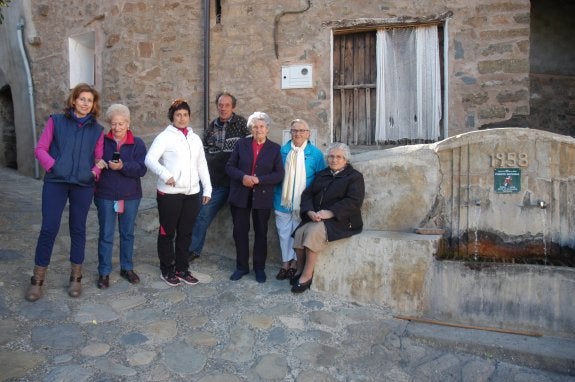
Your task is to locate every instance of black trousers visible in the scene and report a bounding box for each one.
[230,205,271,272]
[156,192,201,275]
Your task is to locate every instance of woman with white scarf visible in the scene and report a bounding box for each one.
[273,119,325,281]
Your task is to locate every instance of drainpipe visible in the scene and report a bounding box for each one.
[203,0,210,129]
[443,18,449,139]
[17,18,39,179]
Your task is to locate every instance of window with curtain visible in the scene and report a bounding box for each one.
[332,24,444,147]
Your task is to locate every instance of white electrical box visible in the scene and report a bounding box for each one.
[281,64,313,89]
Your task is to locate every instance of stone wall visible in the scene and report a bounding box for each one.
[27,2,205,143]
[0,0,536,176]
[209,0,531,142]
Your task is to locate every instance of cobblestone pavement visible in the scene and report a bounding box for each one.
[0,167,574,382]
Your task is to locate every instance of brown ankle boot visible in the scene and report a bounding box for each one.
[25,265,47,302]
[68,263,83,297]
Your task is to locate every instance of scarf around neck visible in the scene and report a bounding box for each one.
[281,140,308,214]
[69,108,93,126]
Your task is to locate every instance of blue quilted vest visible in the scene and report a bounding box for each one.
[44,113,103,186]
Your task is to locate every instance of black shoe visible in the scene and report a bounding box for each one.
[290,273,302,286]
[255,269,266,283]
[120,269,140,284]
[230,269,249,281]
[97,275,109,289]
[291,277,312,293]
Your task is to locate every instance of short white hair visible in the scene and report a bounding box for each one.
[289,118,310,130]
[247,111,272,129]
[326,142,351,163]
[105,104,130,124]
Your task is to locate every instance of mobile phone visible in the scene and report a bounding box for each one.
[111,152,120,162]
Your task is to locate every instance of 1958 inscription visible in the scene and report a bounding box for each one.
[490,152,528,168]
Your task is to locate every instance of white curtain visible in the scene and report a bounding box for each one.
[375,25,442,143]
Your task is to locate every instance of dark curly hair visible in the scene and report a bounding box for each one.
[168,98,191,122]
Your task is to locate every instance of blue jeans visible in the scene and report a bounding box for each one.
[94,197,141,276]
[189,186,230,255]
[35,182,94,267]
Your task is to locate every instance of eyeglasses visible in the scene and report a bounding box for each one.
[76,97,93,104]
[290,129,309,134]
[327,155,345,160]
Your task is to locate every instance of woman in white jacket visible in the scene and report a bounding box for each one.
[145,99,212,286]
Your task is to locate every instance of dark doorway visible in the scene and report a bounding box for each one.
[530,0,575,137]
[0,85,17,169]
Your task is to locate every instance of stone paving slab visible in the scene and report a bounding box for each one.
[0,167,575,381]
[404,321,575,376]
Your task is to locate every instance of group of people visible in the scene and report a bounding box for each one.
[25,84,365,302]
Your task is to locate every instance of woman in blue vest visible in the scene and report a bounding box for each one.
[26,83,105,301]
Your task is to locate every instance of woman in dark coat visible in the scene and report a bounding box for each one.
[226,111,284,283]
[291,142,365,293]
[94,104,148,289]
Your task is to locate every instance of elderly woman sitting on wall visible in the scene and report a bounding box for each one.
[290,142,365,293]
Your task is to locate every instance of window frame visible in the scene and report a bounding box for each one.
[329,17,450,147]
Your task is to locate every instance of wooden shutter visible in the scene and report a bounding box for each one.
[333,32,377,146]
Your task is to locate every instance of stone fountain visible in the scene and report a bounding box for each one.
[316,128,575,337]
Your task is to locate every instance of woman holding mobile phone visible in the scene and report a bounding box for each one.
[93,104,147,289]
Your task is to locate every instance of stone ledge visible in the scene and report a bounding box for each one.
[311,229,575,336]
[313,230,442,315]
[427,260,575,336]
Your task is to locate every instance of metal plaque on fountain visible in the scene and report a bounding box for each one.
[493,168,521,193]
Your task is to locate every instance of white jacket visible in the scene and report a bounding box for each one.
[145,125,212,197]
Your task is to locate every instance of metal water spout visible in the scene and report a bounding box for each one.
[538,200,547,209]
